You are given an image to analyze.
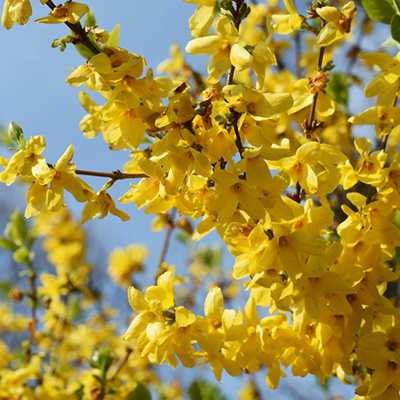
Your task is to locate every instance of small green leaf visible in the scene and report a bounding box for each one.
[91,374,105,385]
[361,0,395,24]
[106,25,120,47]
[0,237,19,251]
[90,347,114,375]
[26,223,38,249]
[391,14,400,42]
[393,0,400,14]
[74,42,96,59]
[13,247,32,266]
[5,210,28,247]
[188,380,227,400]
[84,9,97,28]
[326,73,349,108]
[240,3,251,20]
[322,60,335,72]
[382,35,400,48]
[127,382,152,400]
[8,121,24,147]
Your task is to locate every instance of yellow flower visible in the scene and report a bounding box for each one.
[123,271,176,341]
[66,47,146,91]
[349,105,400,139]
[108,244,148,287]
[357,327,400,397]
[354,137,387,186]
[35,1,89,24]
[2,0,32,29]
[359,51,400,106]
[185,16,251,84]
[225,84,293,120]
[81,192,130,223]
[272,0,305,35]
[183,0,217,38]
[0,135,53,186]
[289,76,335,118]
[316,1,357,47]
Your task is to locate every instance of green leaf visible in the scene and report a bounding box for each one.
[74,42,96,60]
[5,210,28,247]
[360,0,395,24]
[90,347,114,375]
[8,121,25,147]
[0,236,19,251]
[13,246,32,266]
[127,382,152,400]
[392,0,400,14]
[84,9,97,28]
[326,73,349,108]
[68,295,83,320]
[106,25,120,47]
[322,60,335,72]
[382,35,400,48]
[188,380,227,400]
[391,14,400,43]
[26,223,38,249]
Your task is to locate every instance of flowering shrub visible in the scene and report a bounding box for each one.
[1,0,400,399]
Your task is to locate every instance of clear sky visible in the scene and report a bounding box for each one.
[0,1,359,398]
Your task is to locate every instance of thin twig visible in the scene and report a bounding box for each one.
[366,97,398,204]
[47,163,147,181]
[156,209,176,279]
[45,1,100,55]
[26,261,38,363]
[303,20,326,139]
[108,348,133,381]
[227,1,246,155]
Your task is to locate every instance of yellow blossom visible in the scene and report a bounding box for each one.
[316,2,357,47]
[108,244,148,287]
[35,1,89,24]
[185,16,251,83]
[2,0,32,29]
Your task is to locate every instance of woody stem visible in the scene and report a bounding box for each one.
[45,0,101,55]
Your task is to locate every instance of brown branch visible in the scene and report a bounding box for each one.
[108,348,133,381]
[45,1,101,56]
[49,290,71,374]
[26,262,38,363]
[302,20,326,139]
[47,163,148,181]
[366,97,397,204]
[226,0,245,86]
[155,209,176,279]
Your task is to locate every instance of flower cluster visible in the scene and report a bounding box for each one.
[1,0,400,399]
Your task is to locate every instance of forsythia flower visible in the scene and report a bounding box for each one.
[316,1,357,47]
[183,0,217,37]
[359,51,400,106]
[108,244,148,287]
[0,135,53,185]
[272,0,305,35]
[81,192,130,223]
[35,1,89,24]
[2,0,32,29]
[185,16,250,84]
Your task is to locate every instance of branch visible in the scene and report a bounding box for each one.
[155,209,176,279]
[47,163,148,181]
[108,348,133,381]
[302,17,326,139]
[45,1,101,55]
[366,97,398,204]
[26,261,38,363]
[226,0,245,86]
